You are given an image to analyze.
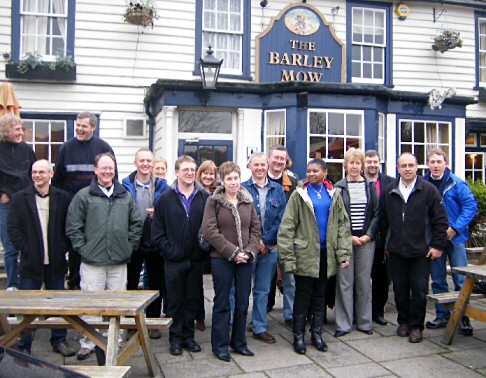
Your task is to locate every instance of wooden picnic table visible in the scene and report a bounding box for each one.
[442,265,486,344]
[0,290,163,377]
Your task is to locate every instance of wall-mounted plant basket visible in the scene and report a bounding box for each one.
[432,30,463,53]
[5,63,77,82]
[124,7,156,28]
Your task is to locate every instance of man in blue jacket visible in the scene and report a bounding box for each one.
[122,148,168,340]
[242,152,286,344]
[424,148,478,335]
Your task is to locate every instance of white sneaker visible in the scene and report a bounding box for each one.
[6,287,18,291]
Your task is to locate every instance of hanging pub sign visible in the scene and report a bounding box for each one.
[256,3,345,84]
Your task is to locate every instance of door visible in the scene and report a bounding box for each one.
[178,139,233,167]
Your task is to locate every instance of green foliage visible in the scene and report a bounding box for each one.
[466,178,486,247]
[17,51,43,74]
[49,50,75,72]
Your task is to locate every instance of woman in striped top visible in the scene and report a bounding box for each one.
[333,148,380,337]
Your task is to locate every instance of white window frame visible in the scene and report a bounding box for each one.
[465,152,485,183]
[466,133,477,146]
[378,112,385,162]
[23,118,67,161]
[123,117,147,139]
[264,109,286,153]
[480,133,486,147]
[479,17,486,87]
[20,0,68,61]
[202,0,243,76]
[351,7,386,84]
[399,119,452,170]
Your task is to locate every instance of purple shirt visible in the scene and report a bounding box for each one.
[176,185,196,214]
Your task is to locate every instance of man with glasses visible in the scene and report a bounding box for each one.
[0,114,36,291]
[380,152,448,343]
[152,155,209,356]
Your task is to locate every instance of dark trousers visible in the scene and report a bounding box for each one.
[211,257,253,355]
[165,259,203,344]
[127,250,166,318]
[293,250,327,317]
[18,269,67,349]
[67,250,81,289]
[371,246,390,317]
[389,253,431,330]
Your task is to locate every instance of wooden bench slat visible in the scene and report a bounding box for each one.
[427,292,486,304]
[6,316,171,330]
[64,365,131,378]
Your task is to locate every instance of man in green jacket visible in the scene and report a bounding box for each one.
[66,152,142,360]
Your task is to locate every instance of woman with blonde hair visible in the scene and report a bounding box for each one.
[334,148,379,337]
[196,160,218,193]
[153,157,168,179]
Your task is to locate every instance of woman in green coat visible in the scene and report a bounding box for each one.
[277,158,352,355]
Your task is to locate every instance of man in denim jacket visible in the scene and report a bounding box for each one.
[242,152,286,344]
[423,148,478,335]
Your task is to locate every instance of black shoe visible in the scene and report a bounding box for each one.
[373,316,388,326]
[182,340,201,352]
[334,330,349,338]
[170,343,183,356]
[76,347,91,360]
[231,346,254,356]
[397,324,409,337]
[53,341,76,357]
[358,328,373,335]
[425,317,448,329]
[215,353,231,362]
[459,316,473,336]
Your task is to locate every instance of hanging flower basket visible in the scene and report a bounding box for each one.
[123,1,158,28]
[432,30,463,53]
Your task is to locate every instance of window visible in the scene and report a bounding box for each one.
[466,133,477,146]
[477,15,486,87]
[196,0,250,78]
[264,110,286,153]
[481,133,486,147]
[378,112,385,162]
[348,2,390,84]
[308,110,364,181]
[11,0,75,62]
[399,119,451,173]
[23,118,67,162]
[465,153,484,183]
[178,110,232,134]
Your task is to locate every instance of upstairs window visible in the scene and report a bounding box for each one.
[11,0,75,62]
[196,0,250,78]
[347,2,391,85]
[477,16,486,87]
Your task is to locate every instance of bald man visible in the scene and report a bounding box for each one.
[7,160,75,356]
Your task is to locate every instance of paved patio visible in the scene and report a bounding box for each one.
[11,274,486,377]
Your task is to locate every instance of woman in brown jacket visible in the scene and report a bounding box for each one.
[202,161,261,362]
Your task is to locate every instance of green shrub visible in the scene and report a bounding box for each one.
[466,179,486,247]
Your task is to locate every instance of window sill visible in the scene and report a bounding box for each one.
[5,63,77,82]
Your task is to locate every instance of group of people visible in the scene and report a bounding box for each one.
[0,111,478,363]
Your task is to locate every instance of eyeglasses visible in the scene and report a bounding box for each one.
[179,168,196,174]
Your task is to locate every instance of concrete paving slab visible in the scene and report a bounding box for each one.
[266,363,332,378]
[311,341,372,369]
[159,355,243,378]
[347,336,445,362]
[228,372,268,378]
[326,361,393,378]
[442,346,486,370]
[382,354,485,377]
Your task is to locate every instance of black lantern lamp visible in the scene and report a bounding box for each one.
[199,45,223,90]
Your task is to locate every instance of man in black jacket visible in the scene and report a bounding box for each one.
[380,152,448,344]
[7,160,75,356]
[0,114,36,290]
[364,150,395,326]
[152,155,209,356]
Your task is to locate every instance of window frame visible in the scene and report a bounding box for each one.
[465,152,485,183]
[123,117,147,139]
[264,109,286,153]
[476,12,486,88]
[346,1,392,85]
[466,133,478,147]
[194,0,251,80]
[11,0,76,62]
[480,133,486,147]
[378,112,385,162]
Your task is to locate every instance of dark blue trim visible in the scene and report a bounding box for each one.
[475,11,486,88]
[11,0,76,61]
[346,1,392,85]
[194,0,251,80]
[19,112,100,139]
[177,139,233,166]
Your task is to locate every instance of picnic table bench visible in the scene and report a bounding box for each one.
[0,290,167,377]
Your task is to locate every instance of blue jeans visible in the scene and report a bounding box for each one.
[252,251,278,334]
[211,257,253,355]
[430,241,468,320]
[0,202,19,289]
[17,270,67,350]
[280,261,295,321]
